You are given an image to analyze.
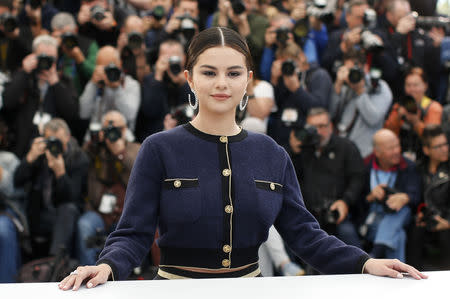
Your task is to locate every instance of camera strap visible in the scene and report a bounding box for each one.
[388,27,413,61]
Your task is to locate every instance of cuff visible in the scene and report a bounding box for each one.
[359,255,372,274]
[96,259,118,281]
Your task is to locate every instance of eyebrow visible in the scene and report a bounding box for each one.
[199,65,244,70]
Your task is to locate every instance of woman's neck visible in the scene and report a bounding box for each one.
[190,112,241,136]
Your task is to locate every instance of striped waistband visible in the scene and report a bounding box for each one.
[157,263,261,279]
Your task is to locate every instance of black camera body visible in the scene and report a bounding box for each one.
[275,27,290,46]
[360,9,384,53]
[30,0,41,9]
[293,125,321,149]
[306,0,335,24]
[421,205,439,231]
[177,13,197,41]
[379,186,398,214]
[103,122,122,143]
[399,95,418,114]
[36,54,55,72]
[104,63,122,82]
[45,137,63,157]
[313,199,340,227]
[168,56,182,75]
[281,59,297,76]
[348,66,364,84]
[90,5,106,22]
[230,0,246,15]
[127,31,143,50]
[0,13,18,33]
[61,32,78,49]
[151,5,166,21]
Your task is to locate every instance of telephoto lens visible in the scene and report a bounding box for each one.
[90,5,106,21]
[61,32,78,49]
[36,54,55,72]
[45,137,63,157]
[168,56,182,75]
[151,5,166,21]
[127,32,143,50]
[103,122,122,143]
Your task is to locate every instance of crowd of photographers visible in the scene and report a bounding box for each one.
[0,0,450,283]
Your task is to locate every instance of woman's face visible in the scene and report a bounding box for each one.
[186,46,252,117]
[405,74,427,102]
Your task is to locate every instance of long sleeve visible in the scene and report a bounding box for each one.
[50,78,79,121]
[274,149,370,274]
[0,152,20,197]
[13,158,37,189]
[97,137,163,280]
[77,42,99,81]
[354,80,393,127]
[112,76,141,131]
[342,142,365,207]
[260,47,275,82]
[79,81,98,120]
[304,67,333,109]
[2,70,30,111]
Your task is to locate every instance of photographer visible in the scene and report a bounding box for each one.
[79,46,141,136]
[385,67,443,162]
[117,15,150,83]
[289,108,364,248]
[375,0,443,99]
[135,39,192,142]
[212,0,269,70]
[260,12,317,82]
[329,50,392,158]
[361,129,421,261]
[407,125,450,269]
[77,0,125,47]
[13,118,89,258]
[1,34,78,159]
[77,110,140,265]
[18,0,58,37]
[0,0,32,75]
[268,41,331,149]
[50,12,99,95]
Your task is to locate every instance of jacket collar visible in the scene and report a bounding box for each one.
[183,122,248,143]
[364,153,408,171]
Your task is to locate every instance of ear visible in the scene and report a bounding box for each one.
[248,70,253,81]
[423,146,430,157]
[184,70,193,90]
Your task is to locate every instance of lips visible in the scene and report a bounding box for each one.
[211,94,231,100]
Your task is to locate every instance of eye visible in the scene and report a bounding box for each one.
[202,71,216,77]
[228,71,241,77]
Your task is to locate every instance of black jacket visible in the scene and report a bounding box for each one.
[291,134,365,212]
[1,70,79,158]
[13,138,89,231]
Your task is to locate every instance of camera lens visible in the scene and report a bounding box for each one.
[168,56,182,75]
[90,5,106,21]
[45,137,63,157]
[104,63,122,82]
[152,5,166,21]
[127,32,143,50]
[231,0,246,15]
[62,33,78,49]
[348,66,364,84]
[281,59,296,76]
[37,54,55,72]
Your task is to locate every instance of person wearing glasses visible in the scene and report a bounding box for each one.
[407,124,450,269]
[290,107,364,251]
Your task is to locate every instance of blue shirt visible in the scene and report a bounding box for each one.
[98,123,369,279]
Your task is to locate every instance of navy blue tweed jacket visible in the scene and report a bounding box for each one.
[97,123,370,279]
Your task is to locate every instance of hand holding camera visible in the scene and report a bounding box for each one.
[25,0,42,23]
[22,53,38,74]
[366,183,386,202]
[37,54,59,85]
[385,191,409,212]
[329,199,349,225]
[165,12,182,34]
[396,13,416,34]
[90,7,115,31]
[100,122,125,157]
[26,137,46,164]
[45,138,65,178]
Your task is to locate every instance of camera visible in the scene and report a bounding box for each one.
[0,13,18,33]
[399,95,418,114]
[102,121,122,143]
[306,0,335,24]
[379,186,398,213]
[36,54,55,72]
[420,205,439,231]
[348,66,364,84]
[360,9,384,53]
[230,0,246,15]
[90,5,106,22]
[177,13,197,41]
[127,31,143,50]
[281,59,297,76]
[369,68,382,91]
[104,63,121,82]
[151,5,166,21]
[293,125,321,148]
[171,104,195,125]
[313,198,340,226]
[30,0,41,9]
[168,56,182,75]
[61,32,78,49]
[275,27,290,47]
[45,137,63,157]
[412,11,450,31]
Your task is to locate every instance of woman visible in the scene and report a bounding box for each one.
[59,27,426,291]
[385,67,443,161]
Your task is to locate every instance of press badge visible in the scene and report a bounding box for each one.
[98,193,117,214]
[281,108,298,123]
[32,112,51,134]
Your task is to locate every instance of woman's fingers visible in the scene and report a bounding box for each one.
[391,260,428,280]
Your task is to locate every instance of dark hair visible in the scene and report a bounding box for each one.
[0,0,13,10]
[343,48,366,65]
[185,27,253,74]
[348,0,368,14]
[405,67,428,84]
[422,124,445,147]
[307,107,330,119]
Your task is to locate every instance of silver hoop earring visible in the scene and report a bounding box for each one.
[188,92,198,110]
[239,95,249,111]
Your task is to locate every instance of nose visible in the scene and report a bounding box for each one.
[215,72,228,90]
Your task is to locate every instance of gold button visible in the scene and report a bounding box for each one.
[224,205,233,214]
[220,136,228,143]
[222,169,231,176]
[174,180,181,188]
[223,245,231,253]
[222,259,230,267]
[270,183,276,191]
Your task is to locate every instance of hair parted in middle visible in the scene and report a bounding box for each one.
[185,27,254,74]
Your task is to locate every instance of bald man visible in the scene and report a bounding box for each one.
[77,110,141,265]
[360,129,421,261]
[79,46,141,135]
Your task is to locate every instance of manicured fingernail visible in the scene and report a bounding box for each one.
[87,283,93,288]
[397,273,403,278]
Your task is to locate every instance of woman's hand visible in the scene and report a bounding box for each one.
[363,258,427,280]
[59,264,112,291]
